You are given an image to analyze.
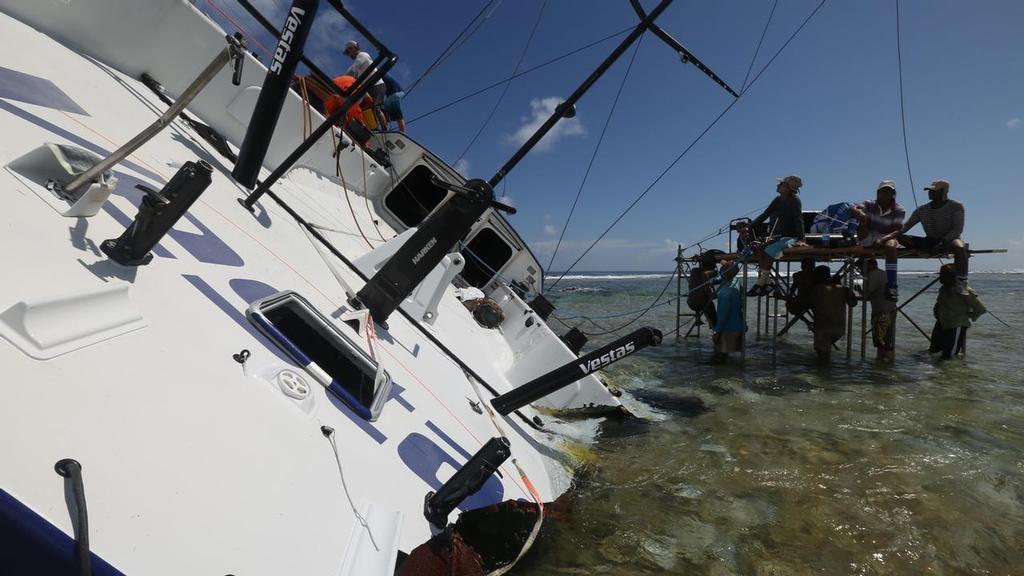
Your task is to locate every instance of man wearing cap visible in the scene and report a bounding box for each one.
[878,179,969,294]
[851,180,905,300]
[343,40,387,126]
[741,175,807,296]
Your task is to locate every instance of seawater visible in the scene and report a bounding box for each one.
[516,272,1024,575]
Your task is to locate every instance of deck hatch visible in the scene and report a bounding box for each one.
[247,291,392,421]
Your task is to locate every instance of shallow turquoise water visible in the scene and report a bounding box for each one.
[515,272,1024,575]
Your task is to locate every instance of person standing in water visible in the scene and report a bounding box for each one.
[930,263,986,359]
[712,260,744,363]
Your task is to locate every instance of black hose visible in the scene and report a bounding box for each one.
[54,459,91,576]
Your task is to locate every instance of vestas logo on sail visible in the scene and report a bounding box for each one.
[270,7,306,74]
[578,342,636,374]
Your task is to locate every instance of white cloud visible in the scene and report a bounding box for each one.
[453,158,471,177]
[1008,117,1022,129]
[509,97,585,152]
[543,224,559,236]
[308,8,351,65]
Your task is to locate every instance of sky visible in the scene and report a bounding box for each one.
[201,0,1024,273]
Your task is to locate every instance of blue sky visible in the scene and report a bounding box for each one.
[203,0,1024,272]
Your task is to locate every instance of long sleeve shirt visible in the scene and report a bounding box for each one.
[901,200,964,242]
[934,286,986,328]
[714,277,745,333]
[753,195,804,239]
[862,200,905,236]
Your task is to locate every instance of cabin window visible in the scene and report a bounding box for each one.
[247,291,392,421]
[384,165,449,228]
[461,228,514,289]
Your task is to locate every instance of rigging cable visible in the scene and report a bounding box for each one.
[547,34,645,271]
[407,26,633,125]
[403,0,502,97]
[739,0,779,94]
[547,0,829,291]
[453,0,549,165]
[895,0,920,208]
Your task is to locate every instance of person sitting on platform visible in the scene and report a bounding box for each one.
[877,179,969,295]
[851,180,904,301]
[863,259,896,362]
[687,252,719,328]
[810,265,857,363]
[930,263,986,359]
[712,260,744,363]
[740,175,807,296]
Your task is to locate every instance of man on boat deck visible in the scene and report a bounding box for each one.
[382,74,406,133]
[851,180,904,301]
[343,40,387,127]
[878,179,969,295]
[742,175,807,296]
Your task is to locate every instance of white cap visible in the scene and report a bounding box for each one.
[924,179,949,192]
[877,180,896,192]
[344,40,358,51]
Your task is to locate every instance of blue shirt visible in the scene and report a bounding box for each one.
[714,277,745,333]
[383,74,402,95]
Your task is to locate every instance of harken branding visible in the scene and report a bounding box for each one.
[578,342,636,374]
[411,237,438,266]
[270,7,306,75]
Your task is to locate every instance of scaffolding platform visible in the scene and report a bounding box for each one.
[674,244,1008,362]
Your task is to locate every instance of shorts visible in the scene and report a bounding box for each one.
[383,92,404,119]
[872,312,895,350]
[860,231,887,247]
[764,237,797,259]
[898,235,957,252]
[929,322,966,358]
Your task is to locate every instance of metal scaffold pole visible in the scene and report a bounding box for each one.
[846,257,854,360]
[860,259,868,359]
[675,245,683,341]
[772,261,779,364]
[741,261,748,362]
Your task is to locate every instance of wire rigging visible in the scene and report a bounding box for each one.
[547,34,645,271]
[740,0,779,94]
[408,26,633,126]
[895,0,920,208]
[453,0,549,165]
[404,0,502,97]
[547,0,829,291]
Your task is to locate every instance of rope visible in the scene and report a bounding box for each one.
[546,0,829,290]
[404,0,503,97]
[895,0,920,208]
[408,26,633,125]
[203,0,274,59]
[547,34,644,271]
[453,0,549,164]
[322,427,381,551]
[740,0,779,94]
